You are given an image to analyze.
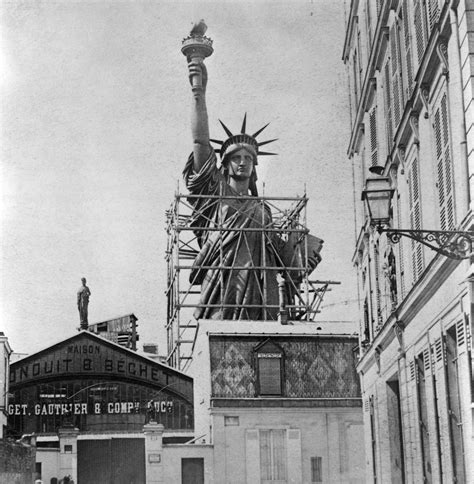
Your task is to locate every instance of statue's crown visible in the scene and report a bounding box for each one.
[210,114,277,165]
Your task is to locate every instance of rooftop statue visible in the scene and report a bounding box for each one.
[77,277,91,329]
[182,22,322,321]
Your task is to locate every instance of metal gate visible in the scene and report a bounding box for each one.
[78,438,145,484]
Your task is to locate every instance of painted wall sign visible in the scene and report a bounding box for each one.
[9,334,193,402]
[8,400,173,416]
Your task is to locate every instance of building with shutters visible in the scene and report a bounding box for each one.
[343,0,473,482]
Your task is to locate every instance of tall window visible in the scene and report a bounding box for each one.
[260,429,287,483]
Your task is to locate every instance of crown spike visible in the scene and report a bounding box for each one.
[210,138,224,145]
[219,120,234,138]
[241,113,247,134]
[258,138,278,147]
[258,151,278,156]
[252,123,270,138]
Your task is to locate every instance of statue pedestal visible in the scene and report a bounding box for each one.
[143,421,165,484]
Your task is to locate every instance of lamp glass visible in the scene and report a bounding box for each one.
[363,177,393,225]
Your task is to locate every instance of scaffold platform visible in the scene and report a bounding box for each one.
[165,191,339,370]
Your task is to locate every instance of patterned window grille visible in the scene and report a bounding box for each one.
[311,456,323,483]
[433,92,455,230]
[259,429,287,483]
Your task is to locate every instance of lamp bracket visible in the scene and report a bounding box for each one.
[378,228,473,260]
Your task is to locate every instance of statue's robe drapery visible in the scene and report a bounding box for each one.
[184,150,280,320]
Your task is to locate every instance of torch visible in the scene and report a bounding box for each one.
[181,20,214,91]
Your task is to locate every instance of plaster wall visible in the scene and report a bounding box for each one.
[36,448,60,484]
[211,406,364,484]
[162,444,214,484]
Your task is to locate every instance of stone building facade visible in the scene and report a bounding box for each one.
[343,1,473,482]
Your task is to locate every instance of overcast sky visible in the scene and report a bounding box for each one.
[0,0,358,356]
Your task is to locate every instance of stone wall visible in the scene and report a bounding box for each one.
[0,439,36,484]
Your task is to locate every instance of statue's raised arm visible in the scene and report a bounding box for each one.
[181,20,214,172]
[188,59,211,170]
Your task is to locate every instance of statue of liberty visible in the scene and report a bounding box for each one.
[182,23,322,321]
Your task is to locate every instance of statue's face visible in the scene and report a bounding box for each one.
[227,148,254,180]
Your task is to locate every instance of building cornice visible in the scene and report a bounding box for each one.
[342,0,360,61]
[346,3,392,156]
[347,0,452,160]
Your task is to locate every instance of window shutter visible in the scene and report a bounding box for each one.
[376,0,382,16]
[456,317,471,354]
[433,337,444,366]
[409,158,424,280]
[402,0,414,98]
[258,356,282,395]
[396,193,406,298]
[434,92,455,230]
[353,51,359,102]
[390,24,403,129]
[384,61,393,149]
[366,1,373,48]
[409,360,416,380]
[311,457,322,483]
[414,0,428,67]
[246,429,260,482]
[427,0,440,33]
[373,244,382,329]
[423,347,431,373]
[369,106,378,166]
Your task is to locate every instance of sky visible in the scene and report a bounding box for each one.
[0,0,359,356]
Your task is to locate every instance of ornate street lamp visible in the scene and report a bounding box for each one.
[362,176,474,260]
